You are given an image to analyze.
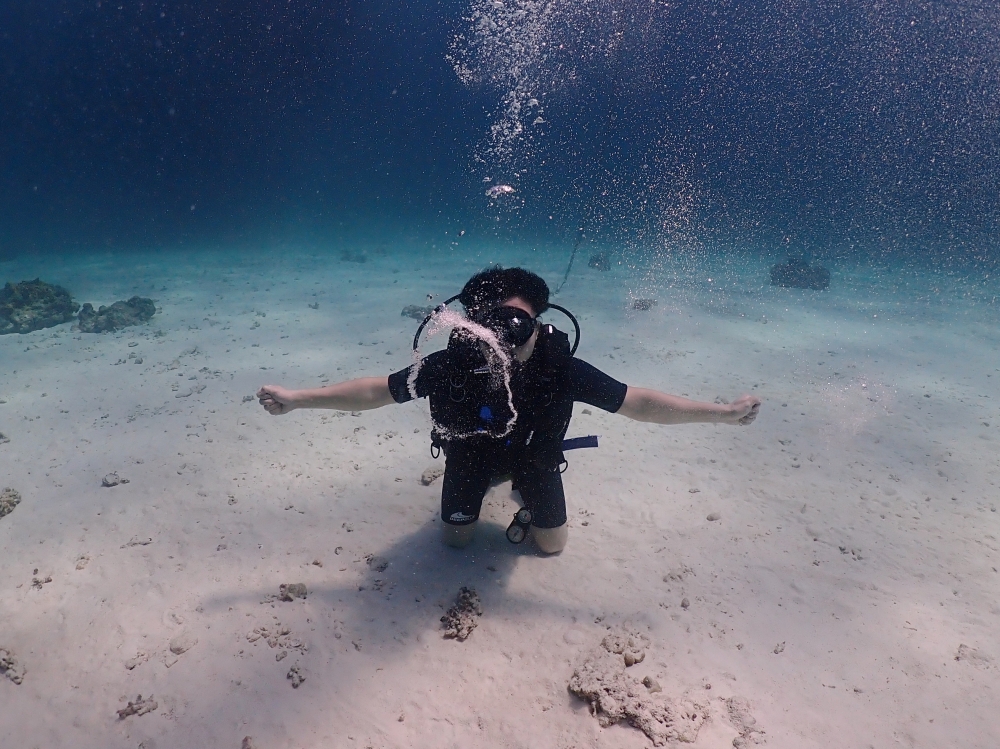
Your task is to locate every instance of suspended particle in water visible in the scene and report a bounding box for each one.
[486,184,516,198]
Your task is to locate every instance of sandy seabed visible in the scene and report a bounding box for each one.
[1,241,998,749]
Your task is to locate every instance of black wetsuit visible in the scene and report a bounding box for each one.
[388,343,627,528]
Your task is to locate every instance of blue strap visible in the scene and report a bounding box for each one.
[562,435,599,451]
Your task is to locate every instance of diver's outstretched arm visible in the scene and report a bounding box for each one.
[617,387,760,426]
[257,377,394,415]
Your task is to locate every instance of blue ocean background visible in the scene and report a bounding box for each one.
[3,0,998,270]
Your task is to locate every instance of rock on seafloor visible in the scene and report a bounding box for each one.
[568,625,707,746]
[420,465,445,485]
[117,694,158,719]
[78,296,156,333]
[441,587,482,641]
[0,487,21,520]
[0,279,79,334]
[727,696,768,747]
[102,472,130,487]
[769,257,831,290]
[401,304,435,320]
[168,631,199,655]
[279,583,308,601]
[588,252,611,271]
[0,647,26,684]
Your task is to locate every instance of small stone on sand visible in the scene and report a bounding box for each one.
[169,631,199,655]
[287,664,305,688]
[441,587,482,641]
[706,512,721,522]
[421,465,445,485]
[727,696,766,747]
[955,643,991,666]
[588,252,611,271]
[401,304,435,320]
[31,575,52,590]
[0,487,21,519]
[603,628,647,667]
[642,676,662,692]
[624,650,643,667]
[117,694,158,719]
[0,648,26,684]
[280,583,308,601]
[663,566,692,582]
[102,472,124,487]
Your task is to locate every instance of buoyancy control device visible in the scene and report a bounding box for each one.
[412,296,581,468]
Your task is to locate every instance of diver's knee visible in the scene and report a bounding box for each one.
[442,521,477,548]
[533,524,568,554]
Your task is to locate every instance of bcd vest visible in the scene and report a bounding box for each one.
[428,324,574,470]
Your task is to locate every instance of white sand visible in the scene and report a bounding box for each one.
[1,242,998,748]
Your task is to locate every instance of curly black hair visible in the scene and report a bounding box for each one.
[458,266,550,316]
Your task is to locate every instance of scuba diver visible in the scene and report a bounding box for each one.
[257,266,760,554]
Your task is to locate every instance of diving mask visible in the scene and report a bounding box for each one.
[471,305,537,348]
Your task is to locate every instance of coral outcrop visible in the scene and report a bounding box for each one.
[0,279,79,334]
[769,257,830,290]
[78,296,156,333]
[569,626,708,746]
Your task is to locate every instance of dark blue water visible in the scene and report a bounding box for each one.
[2,1,998,266]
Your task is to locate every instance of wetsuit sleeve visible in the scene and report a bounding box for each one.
[387,350,447,404]
[564,358,628,413]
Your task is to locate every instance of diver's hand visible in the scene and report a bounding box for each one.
[723,394,761,426]
[257,385,298,415]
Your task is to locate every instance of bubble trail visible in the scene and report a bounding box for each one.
[408,308,519,441]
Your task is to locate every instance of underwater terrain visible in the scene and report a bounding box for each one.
[1,2,999,747]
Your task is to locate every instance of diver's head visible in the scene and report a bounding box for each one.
[459,266,550,317]
[459,266,549,349]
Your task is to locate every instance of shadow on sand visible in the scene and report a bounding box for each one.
[192,509,600,746]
